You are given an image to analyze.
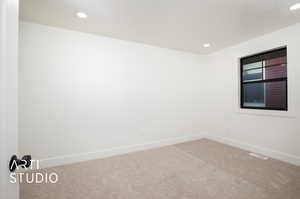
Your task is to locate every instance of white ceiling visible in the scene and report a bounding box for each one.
[20,0,300,54]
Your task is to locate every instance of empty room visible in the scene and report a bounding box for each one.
[1,0,300,199]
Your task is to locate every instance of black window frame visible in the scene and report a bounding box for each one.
[240,47,288,111]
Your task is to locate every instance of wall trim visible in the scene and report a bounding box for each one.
[37,133,300,169]
[38,134,205,169]
[205,134,300,166]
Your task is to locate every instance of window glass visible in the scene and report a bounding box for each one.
[243,82,265,107]
[265,64,287,80]
[243,68,263,82]
[240,47,287,110]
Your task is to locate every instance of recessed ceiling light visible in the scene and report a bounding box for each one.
[290,3,300,11]
[76,12,88,19]
[203,43,211,48]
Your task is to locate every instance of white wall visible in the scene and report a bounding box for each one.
[203,23,300,165]
[19,22,206,167]
[19,21,300,168]
[1,0,19,198]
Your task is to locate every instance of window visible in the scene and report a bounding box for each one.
[240,47,287,111]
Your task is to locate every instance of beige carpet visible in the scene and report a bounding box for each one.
[20,139,300,199]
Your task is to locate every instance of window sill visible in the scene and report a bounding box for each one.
[236,108,296,118]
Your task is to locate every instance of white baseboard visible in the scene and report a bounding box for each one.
[39,134,205,169]
[38,133,300,169]
[205,134,300,166]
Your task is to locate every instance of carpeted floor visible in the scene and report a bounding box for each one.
[20,139,300,199]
